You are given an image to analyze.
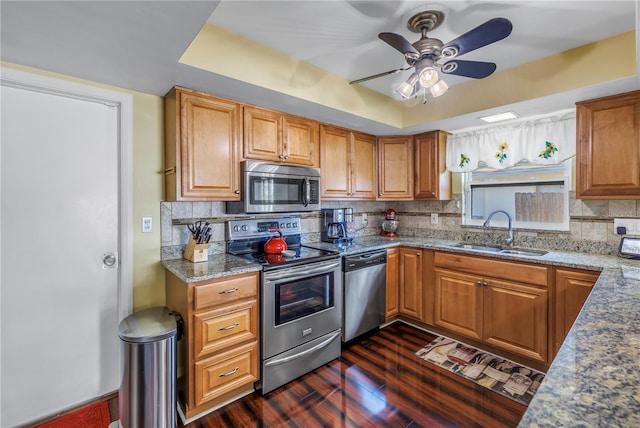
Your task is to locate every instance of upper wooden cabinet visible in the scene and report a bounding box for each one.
[320,124,377,200]
[164,86,241,201]
[576,90,640,199]
[414,130,451,200]
[243,106,319,167]
[378,136,414,200]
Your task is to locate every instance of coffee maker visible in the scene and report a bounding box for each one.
[321,208,347,243]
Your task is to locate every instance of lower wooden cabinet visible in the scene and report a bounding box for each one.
[194,341,259,406]
[399,247,423,320]
[165,270,260,419]
[434,252,549,364]
[553,267,599,355]
[385,248,399,320]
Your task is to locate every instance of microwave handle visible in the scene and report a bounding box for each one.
[302,177,310,207]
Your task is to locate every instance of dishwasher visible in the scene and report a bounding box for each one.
[342,250,387,342]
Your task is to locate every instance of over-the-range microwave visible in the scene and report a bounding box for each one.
[226,160,321,214]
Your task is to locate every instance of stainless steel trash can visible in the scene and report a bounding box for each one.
[118,306,182,428]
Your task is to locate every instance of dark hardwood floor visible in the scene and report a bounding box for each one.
[182,322,526,428]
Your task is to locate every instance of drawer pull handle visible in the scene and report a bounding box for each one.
[219,322,239,331]
[219,287,239,295]
[219,367,239,377]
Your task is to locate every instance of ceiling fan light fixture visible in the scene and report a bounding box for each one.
[418,67,439,88]
[430,79,449,98]
[396,71,419,99]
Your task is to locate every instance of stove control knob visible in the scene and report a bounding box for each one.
[292,222,298,228]
[280,222,285,229]
[241,225,248,231]
[286,222,292,228]
[233,226,240,232]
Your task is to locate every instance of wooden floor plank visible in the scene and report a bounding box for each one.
[181,322,526,428]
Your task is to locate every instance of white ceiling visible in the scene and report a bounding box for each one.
[1,1,638,134]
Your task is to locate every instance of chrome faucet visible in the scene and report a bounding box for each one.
[483,210,514,247]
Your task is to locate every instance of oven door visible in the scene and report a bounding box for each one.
[262,258,342,359]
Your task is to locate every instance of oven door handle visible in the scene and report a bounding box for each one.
[264,261,341,283]
[264,331,341,368]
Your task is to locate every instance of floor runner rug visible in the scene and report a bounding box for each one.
[36,401,110,428]
[416,336,545,406]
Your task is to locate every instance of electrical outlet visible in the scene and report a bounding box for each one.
[142,217,152,233]
[431,213,439,225]
[362,213,368,226]
[614,218,640,235]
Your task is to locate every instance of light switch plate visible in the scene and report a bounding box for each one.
[431,213,439,225]
[142,217,152,233]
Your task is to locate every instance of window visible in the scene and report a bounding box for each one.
[462,160,571,231]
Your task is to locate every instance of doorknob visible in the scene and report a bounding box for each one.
[102,253,118,269]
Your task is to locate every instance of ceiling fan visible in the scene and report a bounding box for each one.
[350,10,513,100]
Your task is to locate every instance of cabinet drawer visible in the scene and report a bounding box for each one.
[194,300,258,359]
[194,272,258,310]
[194,341,259,406]
[435,252,548,287]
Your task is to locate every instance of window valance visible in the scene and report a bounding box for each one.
[445,112,576,172]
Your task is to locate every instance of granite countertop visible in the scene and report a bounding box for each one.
[162,253,261,283]
[162,236,640,425]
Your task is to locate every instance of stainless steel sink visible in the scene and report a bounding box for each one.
[447,243,503,253]
[447,243,548,257]
[498,248,548,257]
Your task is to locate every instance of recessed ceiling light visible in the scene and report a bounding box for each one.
[479,111,519,123]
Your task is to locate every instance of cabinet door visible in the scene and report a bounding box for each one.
[351,131,378,199]
[283,115,319,166]
[378,136,414,200]
[484,279,548,363]
[554,268,598,354]
[243,106,282,162]
[320,124,352,199]
[180,92,241,200]
[576,90,640,198]
[414,130,451,200]
[433,267,483,341]
[165,88,241,201]
[385,248,399,319]
[399,248,423,320]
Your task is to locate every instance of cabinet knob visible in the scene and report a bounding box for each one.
[476,280,483,286]
[279,154,285,159]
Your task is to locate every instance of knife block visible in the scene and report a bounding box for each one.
[184,235,209,263]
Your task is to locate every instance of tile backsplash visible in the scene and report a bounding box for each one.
[161,192,636,260]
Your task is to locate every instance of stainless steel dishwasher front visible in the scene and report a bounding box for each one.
[342,249,387,342]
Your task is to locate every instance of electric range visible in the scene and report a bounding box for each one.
[226,217,339,271]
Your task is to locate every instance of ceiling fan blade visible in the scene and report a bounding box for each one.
[349,67,410,85]
[441,60,497,79]
[379,32,420,57]
[442,18,512,58]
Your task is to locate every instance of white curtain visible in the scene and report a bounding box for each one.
[445,112,576,172]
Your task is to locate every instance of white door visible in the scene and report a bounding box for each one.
[0,70,132,427]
